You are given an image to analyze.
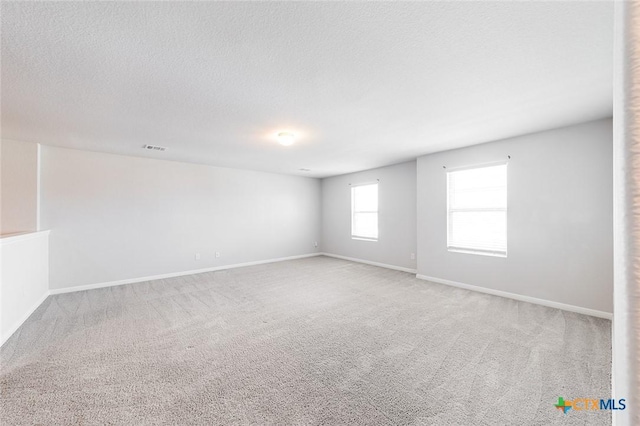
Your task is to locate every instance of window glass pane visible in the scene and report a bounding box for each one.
[447,164,507,255]
[351,183,378,240]
[449,165,506,192]
[449,187,506,210]
[353,212,378,239]
[448,211,506,252]
[354,184,378,211]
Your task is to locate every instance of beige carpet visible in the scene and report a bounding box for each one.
[0,256,611,425]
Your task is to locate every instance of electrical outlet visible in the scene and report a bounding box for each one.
[314,241,318,248]
[215,252,220,258]
[410,253,415,260]
[195,253,201,260]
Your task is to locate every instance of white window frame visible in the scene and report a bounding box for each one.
[446,163,507,257]
[351,182,378,241]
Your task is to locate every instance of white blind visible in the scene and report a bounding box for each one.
[352,183,378,240]
[447,164,507,256]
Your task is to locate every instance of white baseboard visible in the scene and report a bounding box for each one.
[416,274,612,320]
[49,253,322,295]
[320,252,417,274]
[1,290,50,347]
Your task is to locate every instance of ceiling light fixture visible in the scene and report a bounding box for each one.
[277,132,295,146]
[143,144,168,152]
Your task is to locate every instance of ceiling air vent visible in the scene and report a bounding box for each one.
[143,144,168,152]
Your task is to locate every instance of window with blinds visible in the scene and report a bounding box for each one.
[447,164,507,256]
[351,183,378,240]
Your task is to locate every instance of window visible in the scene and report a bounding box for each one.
[447,164,507,256]
[351,183,378,240]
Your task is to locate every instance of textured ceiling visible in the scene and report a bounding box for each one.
[1,1,613,178]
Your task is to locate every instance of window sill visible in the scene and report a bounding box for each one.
[448,248,506,258]
[352,236,378,242]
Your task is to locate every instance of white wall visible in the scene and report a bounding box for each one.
[40,146,321,290]
[613,1,636,423]
[417,119,613,314]
[0,139,39,235]
[322,161,417,271]
[0,231,50,345]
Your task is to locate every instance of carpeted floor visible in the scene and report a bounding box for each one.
[1,256,611,425]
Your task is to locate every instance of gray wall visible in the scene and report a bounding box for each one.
[41,146,321,290]
[1,140,38,235]
[417,118,613,313]
[322,161,417,270]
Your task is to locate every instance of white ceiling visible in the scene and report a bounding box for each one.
[1,1,613,178]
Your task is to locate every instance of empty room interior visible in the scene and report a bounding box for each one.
[1,1,638,425]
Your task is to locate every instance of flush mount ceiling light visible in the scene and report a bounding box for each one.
[277,132,295,146]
